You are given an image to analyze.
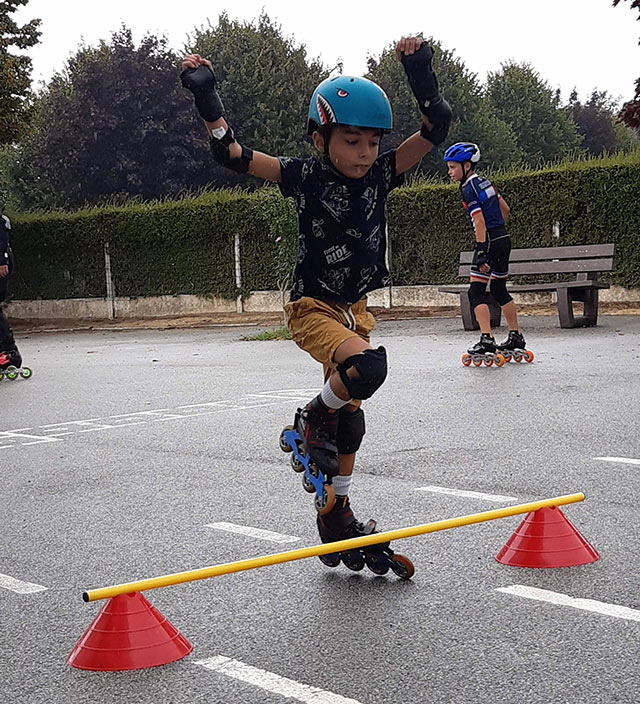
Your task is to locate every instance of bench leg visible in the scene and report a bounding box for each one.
[557,288,599,328]
[459,293,478,331]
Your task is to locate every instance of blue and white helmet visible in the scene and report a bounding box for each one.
[443,142,480,164]
[307,76,393,135]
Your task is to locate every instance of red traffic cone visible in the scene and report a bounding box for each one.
[496,506,600,568]
[67,592,192,671]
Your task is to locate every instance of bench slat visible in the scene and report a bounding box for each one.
[438,280,610,294]
[457,258,613,277]
[459,244,615,264]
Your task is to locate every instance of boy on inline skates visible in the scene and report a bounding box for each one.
[0,208,30,380]
[444,143,532,366]
[181,37,451,575]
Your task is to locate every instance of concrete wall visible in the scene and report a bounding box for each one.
[5,285,639,321]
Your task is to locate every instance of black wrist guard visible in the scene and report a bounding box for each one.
[419,97,452,146]
[401,43,440,114]
[181,65,225,122]
[473,241,489,266]
[209,127,254,173]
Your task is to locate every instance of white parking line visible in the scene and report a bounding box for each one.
[196,655,363,703]
[497,585,640,622]
[415,486,518,502]
[0,574,47,594]
[594,456,640,466]
[205,522,300,544]
[0,389,317,450]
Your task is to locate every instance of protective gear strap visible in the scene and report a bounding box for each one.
[336,408,365,455]
[337,346,388,400]
[419,97,452,146]
[181,65,225,122]
[209,127,254,174]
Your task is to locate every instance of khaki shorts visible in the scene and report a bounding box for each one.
[284,296,376,408]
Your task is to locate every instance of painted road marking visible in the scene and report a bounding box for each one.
[594,456,640,466]
[497,585,640,622]
[416,486,518,502]
[0,574,47,594]
[0,389,318,450]
[205,522,300,544]
[196,655,363,703]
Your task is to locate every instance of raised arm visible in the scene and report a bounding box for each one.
[180,55,281,182]
[394,38,452,175]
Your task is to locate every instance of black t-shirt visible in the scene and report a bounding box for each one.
[278,151,404,304]
[0,215,12,270]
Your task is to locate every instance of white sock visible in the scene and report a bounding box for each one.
[332,474,352,496]
[320,378,349,410]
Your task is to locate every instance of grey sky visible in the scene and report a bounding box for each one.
[15,0,640,105]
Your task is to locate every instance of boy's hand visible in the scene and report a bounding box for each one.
[0,265,8,278]
[180,55,224,123]
[395,36,423,60]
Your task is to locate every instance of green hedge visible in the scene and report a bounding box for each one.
[9,153,640,300]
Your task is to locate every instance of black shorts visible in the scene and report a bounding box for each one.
[470,236,511,282]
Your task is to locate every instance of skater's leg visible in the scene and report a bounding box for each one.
[469,278,492,336]
[502,300,519,331]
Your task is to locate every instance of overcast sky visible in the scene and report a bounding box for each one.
[14,0,640,105]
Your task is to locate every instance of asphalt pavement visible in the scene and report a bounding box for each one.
[1,314,639,704]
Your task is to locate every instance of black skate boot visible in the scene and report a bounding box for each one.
[461,333,505,368]
[0,348,31,380]
[316,496,415,579]
[279,395,338,514]
[497,330,534,363]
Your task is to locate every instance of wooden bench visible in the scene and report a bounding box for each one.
[438,244,615,330]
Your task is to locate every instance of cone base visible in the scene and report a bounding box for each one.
[496,506,600,568]
[67,592,192,671]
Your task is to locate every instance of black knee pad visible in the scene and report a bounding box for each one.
[468,281,488,310]
[489,278,513,306]
[337,346,387,400]
[336,407,365,455]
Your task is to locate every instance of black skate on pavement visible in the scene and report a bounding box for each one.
[497,330,534,363]
[461,333,505,368]
[316,496,414,579]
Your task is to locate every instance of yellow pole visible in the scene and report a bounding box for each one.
[84,492,584,602]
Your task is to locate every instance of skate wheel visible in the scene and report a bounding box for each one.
[20,368,32,379]
[461,353,472,367]
[290,452,305,473]
[365,552,389,576]
[502,352,512,362]
[319,553,341,568]
[279,426,294,452]
[514,353,522,363]
[389,554,415,580]
[495,354,506,367]
[302,472,315,493]
[342,551,366,571]
[315,484,335,515]
[472,358,482,367]
[484,358,493,367]
[524,350,534,363]
[6,368,18,380]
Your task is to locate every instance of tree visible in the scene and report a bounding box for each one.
[613,0,640,128]
[187,12,330,168]
[486,62,583,164]
[366,39,523,176]
[0,0,40,144]
[569,89,639,154]
[20,27,215,208]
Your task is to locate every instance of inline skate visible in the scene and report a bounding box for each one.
[316,496,414,580]
[0,349,32,380]
[279,396,338,514]
[497,330,534,363]
[461,333,505,368]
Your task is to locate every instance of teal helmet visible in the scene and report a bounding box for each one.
[306,76,393,135]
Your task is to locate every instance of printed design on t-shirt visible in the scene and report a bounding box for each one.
[320,267,351,294]
[324,244,352,265]
[295,192,306,212]
[362,185,378,220]
[381,156,393,188]
[301,160,313,182]
[297,237,307,264]
[357,266,375,292]
[291,278,304,298]
[311,219,326,239]
[321,183,350,220]
[366,224,382,251]
[346,228,363,239]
